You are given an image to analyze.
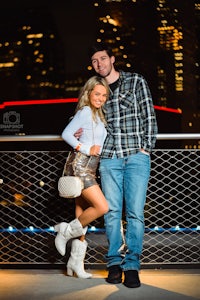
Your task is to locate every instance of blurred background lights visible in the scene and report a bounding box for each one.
[39,180,45,187]
[90,226,96,231]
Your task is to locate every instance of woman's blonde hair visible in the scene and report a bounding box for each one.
[75,76,109,125]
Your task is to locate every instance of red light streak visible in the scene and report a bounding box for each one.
[0,98,78,109]
[0,98,182,114]
[154,105,182,114]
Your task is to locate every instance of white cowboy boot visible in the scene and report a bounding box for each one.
[67,239,92,279]
[54,219,84,256]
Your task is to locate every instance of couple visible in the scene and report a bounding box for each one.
[54,42,158,288]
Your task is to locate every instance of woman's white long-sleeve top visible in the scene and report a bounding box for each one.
[61,106,107,156]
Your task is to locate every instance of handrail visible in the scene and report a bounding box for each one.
[156,133,200,140]
[0,135,63,142]
[0,133,200,142]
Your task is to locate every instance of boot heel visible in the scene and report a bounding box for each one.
[67,267,74,277]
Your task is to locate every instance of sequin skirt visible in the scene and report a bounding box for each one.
[64,151,100,189]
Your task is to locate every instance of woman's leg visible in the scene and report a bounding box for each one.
[66,186,108,278]
[78,184,109,226]
[75,196,88,218]
[54,184,108,256]
[75,196,88,241]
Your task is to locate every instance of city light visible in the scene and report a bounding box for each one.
[1,226,199,233]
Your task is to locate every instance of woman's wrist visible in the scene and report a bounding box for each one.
[75,143,82,151]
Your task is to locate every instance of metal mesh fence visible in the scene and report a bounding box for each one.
[0,148,199,267]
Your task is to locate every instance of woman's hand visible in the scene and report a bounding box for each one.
[90,145,101,156]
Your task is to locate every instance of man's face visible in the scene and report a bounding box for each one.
[91,50,115,78]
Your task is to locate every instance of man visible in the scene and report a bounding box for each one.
[82,42,157,288]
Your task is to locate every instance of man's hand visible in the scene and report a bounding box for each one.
[140,149,150,155]
[74,128,83,139]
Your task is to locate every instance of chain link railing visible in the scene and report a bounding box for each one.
[0,134,200,267]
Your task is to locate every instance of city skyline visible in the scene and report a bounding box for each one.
[1,0,96,74]
[0,0,199,139]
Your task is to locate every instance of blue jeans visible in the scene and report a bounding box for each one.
[99,152,150,271]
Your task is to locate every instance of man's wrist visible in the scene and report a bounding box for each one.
[140,149,150,155]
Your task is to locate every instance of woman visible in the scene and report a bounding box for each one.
[54,76,109,278]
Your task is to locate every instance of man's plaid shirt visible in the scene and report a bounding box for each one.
[102,71,158,158]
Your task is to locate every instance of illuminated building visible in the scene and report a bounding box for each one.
[0,6,66,101]
[91,0,200,148]
[0,0,199,141]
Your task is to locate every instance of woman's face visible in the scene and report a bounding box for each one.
[89,84,107,109]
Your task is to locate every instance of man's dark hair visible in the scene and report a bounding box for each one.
[89,42,114,58]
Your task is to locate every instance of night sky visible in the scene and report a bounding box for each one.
[1,0,97,73]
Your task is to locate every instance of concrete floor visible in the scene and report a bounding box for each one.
[0,268,200,300]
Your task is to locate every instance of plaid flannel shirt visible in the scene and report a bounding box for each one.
[101,71,158,158]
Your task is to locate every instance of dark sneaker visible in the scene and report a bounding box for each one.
[123,270,141,288]
[106,265,122,284]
